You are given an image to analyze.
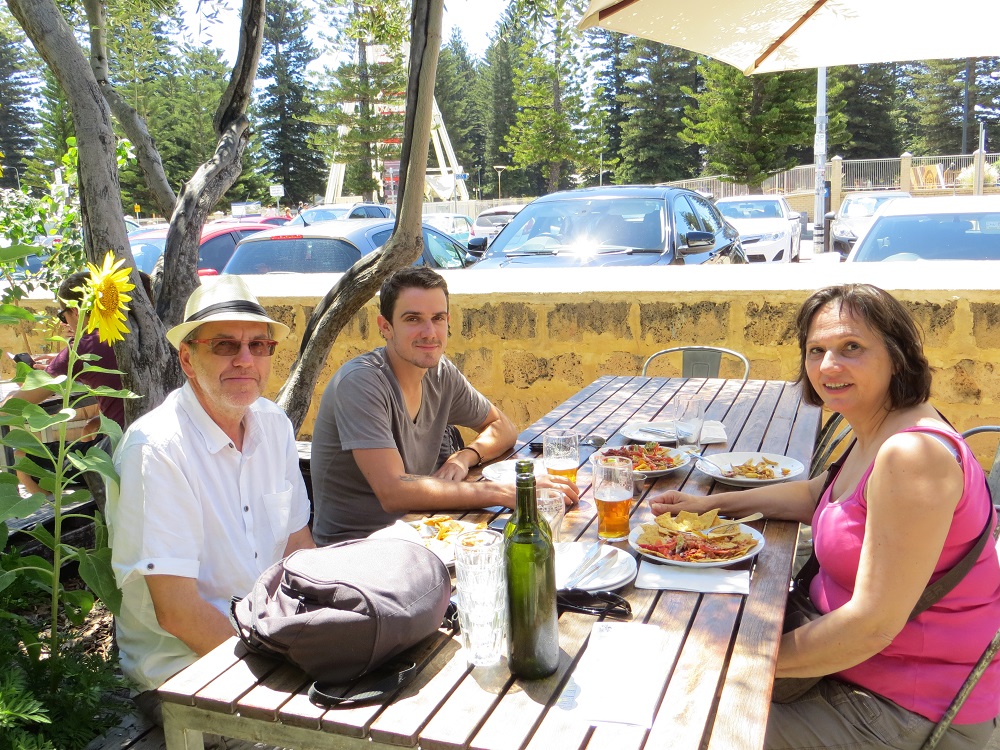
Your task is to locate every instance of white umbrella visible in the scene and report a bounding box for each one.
[578,0,999,75]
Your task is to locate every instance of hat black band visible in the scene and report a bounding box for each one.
[186,300,268,323]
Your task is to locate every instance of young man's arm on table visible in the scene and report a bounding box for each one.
[145,525,314,656]
[433,404,518,481]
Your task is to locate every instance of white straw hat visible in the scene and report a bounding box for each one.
[166,275,290,349]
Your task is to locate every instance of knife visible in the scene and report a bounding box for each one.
[634,426,674,439]
[564,543,602,589]
[573,550,617,589]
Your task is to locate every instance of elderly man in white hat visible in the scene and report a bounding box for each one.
[106,275,314,724]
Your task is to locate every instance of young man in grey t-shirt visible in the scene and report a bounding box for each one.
[310,267,578,544]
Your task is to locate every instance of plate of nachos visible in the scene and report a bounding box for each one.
[594,443,691,478]
[369,515,486,566]
[627,509,764,567]
[695,452,804,487]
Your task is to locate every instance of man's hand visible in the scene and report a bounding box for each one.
[538,474,580,506]
[433,447,478,481]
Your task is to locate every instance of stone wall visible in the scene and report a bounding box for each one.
[4,262,1000,463]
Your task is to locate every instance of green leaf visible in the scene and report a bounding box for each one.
[0,303,39,323]
[0,243,42,263]
[0,570,16,595]
[65,445,115,479]
[3,428,53,459]
[77,548,121,616]
[22,524,56,552]
[0,487,46,522]
[61,587,95,626]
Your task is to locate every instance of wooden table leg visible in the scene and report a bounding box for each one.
[162,703,206,750]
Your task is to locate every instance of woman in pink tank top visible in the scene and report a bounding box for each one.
[652,284,1000,749]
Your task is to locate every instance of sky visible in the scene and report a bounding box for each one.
[179,0,511,65]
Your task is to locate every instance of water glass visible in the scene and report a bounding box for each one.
[454,530,507,667]
[536,489,566,542]
[543,430,579,484]
[592,455,634,541]
[676,398,706,454]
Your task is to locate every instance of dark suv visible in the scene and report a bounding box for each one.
[468,185,746,269]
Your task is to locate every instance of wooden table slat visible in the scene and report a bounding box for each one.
[158,639,249,706]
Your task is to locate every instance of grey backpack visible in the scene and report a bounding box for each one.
[231,538,451,706]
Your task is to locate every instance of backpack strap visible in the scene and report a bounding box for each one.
[308,659,418,708]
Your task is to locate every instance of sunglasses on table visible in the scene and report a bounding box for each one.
[186,338,278,357]
[556,589,632,619]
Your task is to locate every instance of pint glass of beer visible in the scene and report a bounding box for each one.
[593,455,633,541]
[543,431,579,483]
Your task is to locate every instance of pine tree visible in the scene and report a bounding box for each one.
[616,42,700,184]
[589,29,634,180]
[259,0,327,205]
[0,17,37,191]
[505,0,588,194]
[831,64,902,159]
[911,57,1000,155]
[27,69,74,192]
[681,59,818,191]
[433,29,480,178]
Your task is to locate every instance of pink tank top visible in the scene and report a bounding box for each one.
[810,425,1000,724]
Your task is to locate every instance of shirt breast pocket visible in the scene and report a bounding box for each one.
[261,482,294,558]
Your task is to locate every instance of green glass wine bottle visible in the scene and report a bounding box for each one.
[504,460,552,540]
[505,461,559,679]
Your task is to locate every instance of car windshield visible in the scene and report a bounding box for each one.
[224,238,363,273]
[476,213,517,228]
[841,195,898,219]
[717,201,783,219]
[485,199,665,257]
[851,212,1000,261]
[286,207,349,226]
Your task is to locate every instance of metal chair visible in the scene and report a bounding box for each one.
[810,412,854,479]
[961,426,1000,508]
[641,345,750,384]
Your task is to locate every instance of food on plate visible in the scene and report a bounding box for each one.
[601,442,684,472]
[412,514,485,542]
[637,509,758,563]
[722,455,791,480]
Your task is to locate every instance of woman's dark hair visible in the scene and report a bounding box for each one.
[57,271,91,304]
[795,284,932,409]
[379,266,449,321]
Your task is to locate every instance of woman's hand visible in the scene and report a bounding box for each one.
[648,490,720,516]
[539,474,580,506]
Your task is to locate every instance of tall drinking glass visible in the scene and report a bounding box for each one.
[543,431,579,483]
[536,489,566,542]
[593,455,634,541]
[454,529,507,667]
[676,398,706,454]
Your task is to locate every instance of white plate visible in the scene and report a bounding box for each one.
[621,421,676,443]
[695,451,805,487]
[482,458,547,483]
[593,445,691,478]
[367,518,482,566]
[555,542,637,592]
[627,524,765,568]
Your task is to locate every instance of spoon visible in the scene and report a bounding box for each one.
[581,436,607,448]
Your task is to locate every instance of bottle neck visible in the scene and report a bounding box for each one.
[515,474,538,524]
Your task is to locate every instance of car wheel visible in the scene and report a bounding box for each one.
[790,238,799,263]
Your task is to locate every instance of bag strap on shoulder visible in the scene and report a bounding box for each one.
[308,659,418,708]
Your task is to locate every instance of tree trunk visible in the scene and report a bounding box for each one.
[277,0,443,431]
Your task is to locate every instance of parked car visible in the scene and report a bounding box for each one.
[211,215,290,227]
[128,222,274,275]
[468,185,747,269]
[423,213,473,243]
[826,190,912,256]
[715,195,802,263]
[468,205,523,252]
[222,218,472,275]
[285,203,393,226]
[845,196,1000,262]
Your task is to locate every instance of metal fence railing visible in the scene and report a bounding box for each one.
[841,158,902,192]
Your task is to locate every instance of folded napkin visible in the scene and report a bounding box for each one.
[635,559,749,594]
[701,420,728,445]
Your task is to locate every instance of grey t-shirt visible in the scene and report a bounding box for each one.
[310,347,491,544]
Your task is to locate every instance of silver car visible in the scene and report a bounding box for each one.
[827,190,912,257]
[222,218,472,274]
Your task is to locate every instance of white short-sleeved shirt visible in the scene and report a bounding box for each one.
[106,383,311,691]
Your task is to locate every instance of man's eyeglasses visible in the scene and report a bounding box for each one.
[56,309,69,324]
[186,338,278,357]
[556,589,632,619]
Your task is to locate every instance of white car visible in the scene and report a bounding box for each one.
[827,190,912,257]
[845,195,1000,262]
[715,196,802,263]
[468,205,524,255]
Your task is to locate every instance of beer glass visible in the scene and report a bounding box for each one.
[454,530,507,666]
[543,430,579,483]
[593,455,633,541]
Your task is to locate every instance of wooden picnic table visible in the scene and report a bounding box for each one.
[158,375,822,750]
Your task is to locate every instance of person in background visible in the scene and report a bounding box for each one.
[650,283,1000,750]
[106,275,313,728]
[310,266,578,545]
[1,271,131,496]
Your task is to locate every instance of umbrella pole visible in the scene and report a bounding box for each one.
[813,67,828,252]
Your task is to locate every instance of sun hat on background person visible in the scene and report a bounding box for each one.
[165,275,290,349]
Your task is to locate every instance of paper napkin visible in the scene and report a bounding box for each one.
[635,560,749,594]
[701,420,728,445]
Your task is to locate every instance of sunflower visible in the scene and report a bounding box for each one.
[85,251,135,344]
